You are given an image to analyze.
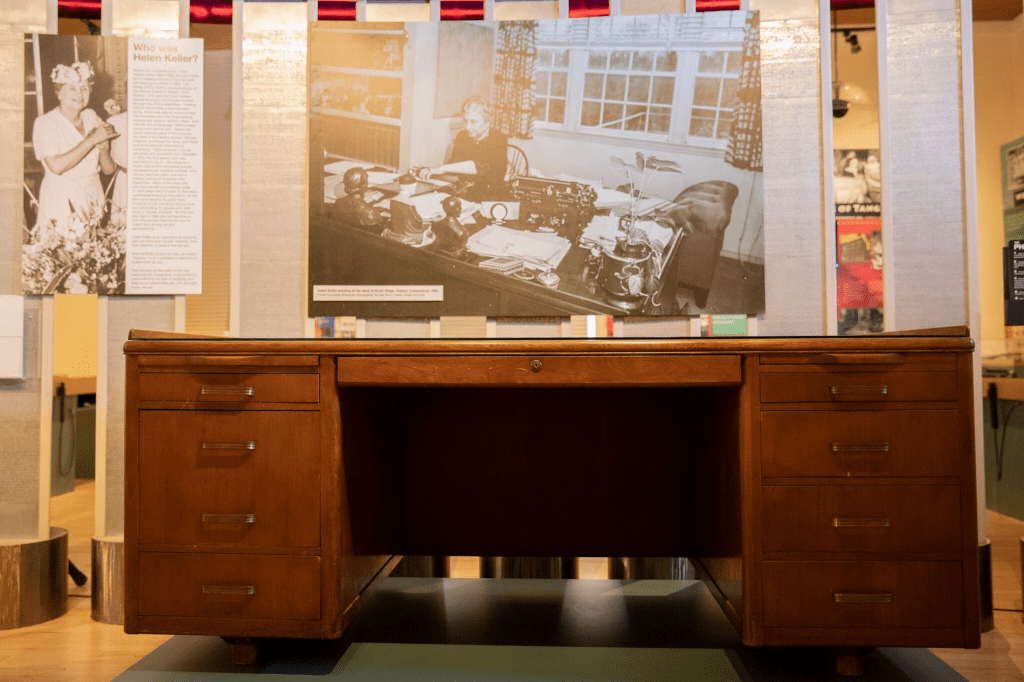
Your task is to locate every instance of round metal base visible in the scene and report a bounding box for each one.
[92,537,124,624]
[0,528,69,630]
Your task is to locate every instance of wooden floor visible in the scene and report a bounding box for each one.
[1,479,1022,681]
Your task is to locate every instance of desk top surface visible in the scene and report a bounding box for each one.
[124,327,975,356]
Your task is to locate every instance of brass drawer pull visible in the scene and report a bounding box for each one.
[201,441,256,451]
[832,517,891,528]
[202,513,256,524]
[833,592,893,604]
[829,385,888,396]
[830,442,890,453]
[530,359,543,373]
[200,386,255,397]
[202,585,256,596]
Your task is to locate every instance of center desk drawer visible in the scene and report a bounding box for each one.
[137,411,320,547]
[762,485,961,553]
[138,553,320,620]
[138,373,319,404]
[763,560,964,629]
[336,354,741,386]
[761,371,958,403]
[761,410,961,478]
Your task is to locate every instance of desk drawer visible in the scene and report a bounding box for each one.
[763,560,963,629]
[336,354,741,387]
[138,373,319,404]
[138,553,320,620]
[760,371,958,403]
[762,485,961,554]
[761,410,961,478]
[137,411,320,547]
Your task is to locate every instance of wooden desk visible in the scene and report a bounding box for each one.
[123,332,980,657]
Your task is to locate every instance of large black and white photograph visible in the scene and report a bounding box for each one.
[308,12,764,318]
[23,34,129,295]
[22,33,204,296]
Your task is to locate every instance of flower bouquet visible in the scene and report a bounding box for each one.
[22,200,126,295]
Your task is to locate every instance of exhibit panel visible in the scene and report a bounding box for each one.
[122,329,980,654]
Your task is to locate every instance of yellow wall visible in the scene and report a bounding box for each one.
[974,17,1024,359]
[53,294,97,383]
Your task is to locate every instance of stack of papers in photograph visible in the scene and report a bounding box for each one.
[385,192,479,223]
[467,225,571,271]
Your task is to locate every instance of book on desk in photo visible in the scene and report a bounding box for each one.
[478,256,526,276]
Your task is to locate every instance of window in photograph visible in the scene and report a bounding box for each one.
[689,50,741,141]
[580,49,676,135]
[533,47,569,125]
[533,12,746,149]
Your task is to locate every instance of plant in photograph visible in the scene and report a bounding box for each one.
[610,151,682,246]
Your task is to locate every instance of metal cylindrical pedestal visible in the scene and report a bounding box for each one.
[608,557,692,580]
[0,528,69,629]
[481,557,578,579]
[390,556,450,578]
[92,537,123,624]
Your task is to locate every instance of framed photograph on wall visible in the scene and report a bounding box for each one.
[307,12,765,318]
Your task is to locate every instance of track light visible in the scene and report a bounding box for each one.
[843,30,861,54]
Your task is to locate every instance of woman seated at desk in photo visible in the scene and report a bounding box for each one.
[415,97,508,199]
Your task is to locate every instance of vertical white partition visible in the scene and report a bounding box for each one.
[880,0,968,329]
[0,2,50,537]
[750,0,826,335]
[237,0,308,338]
[0,0,64,631]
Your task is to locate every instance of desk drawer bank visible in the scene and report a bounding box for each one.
[123,331,980,653]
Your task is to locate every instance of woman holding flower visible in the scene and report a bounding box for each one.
[31,60,119,231]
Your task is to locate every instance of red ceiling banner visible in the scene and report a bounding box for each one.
[568,0,610,18]
[317,0,357,21]
[440,0,485,20]
[695,0,740,10]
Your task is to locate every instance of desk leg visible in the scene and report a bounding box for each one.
[222,637,260,666]
[829,647,873,677]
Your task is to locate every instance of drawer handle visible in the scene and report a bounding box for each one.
[833,592,893,604]
[832,517,891,528]
[200,386,255,397]
[829,384,888,396]
[812,353,902,365]
[530,359,543,373]
[201,441,257,451]
[202,513,256,524]
[830,442,890,453]
[202,585,256,596]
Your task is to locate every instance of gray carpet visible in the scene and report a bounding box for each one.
[115,578,968,681]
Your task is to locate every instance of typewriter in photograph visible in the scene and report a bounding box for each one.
[511,177,598,243]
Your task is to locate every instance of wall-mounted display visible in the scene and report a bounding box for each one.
[21,34,203,296]
[307,13,764,318]
[834,148,882,335]
[1003,136,1024,243]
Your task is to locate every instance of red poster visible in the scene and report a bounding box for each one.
[836,216,882,311]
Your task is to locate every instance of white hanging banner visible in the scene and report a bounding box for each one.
[126,36,204,294]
